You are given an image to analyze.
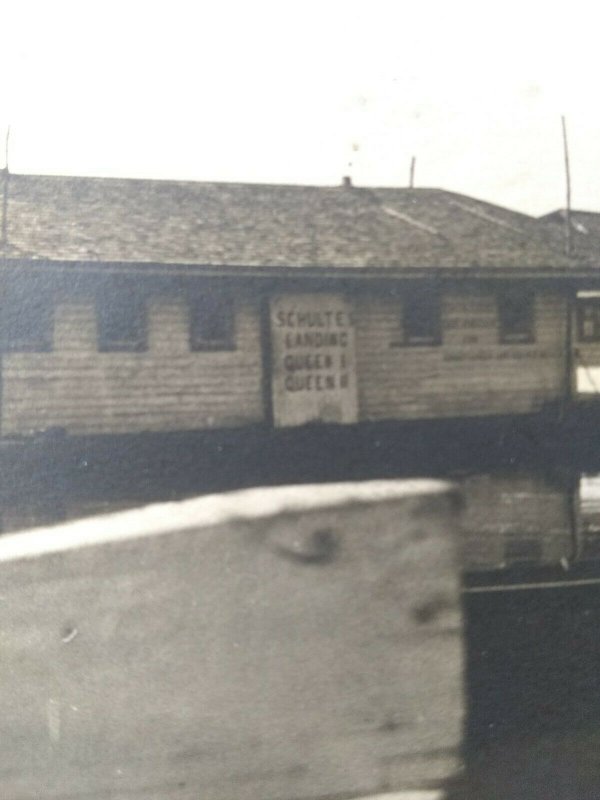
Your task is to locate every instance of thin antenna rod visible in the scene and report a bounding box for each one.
[409,156,416,189]
[4,125,9,171]
[562,116,572,257]
[1,126,9,249]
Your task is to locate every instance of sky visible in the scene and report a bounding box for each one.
[1,0,599,216]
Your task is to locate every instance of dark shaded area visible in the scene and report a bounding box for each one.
[456,586,600,799]
[0,411,577,518]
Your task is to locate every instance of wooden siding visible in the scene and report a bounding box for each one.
[0,286,572,437]
[1,296,264,436]
[355,291,568,421]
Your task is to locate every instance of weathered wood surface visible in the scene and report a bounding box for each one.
[1,288,569,437]
[356,291,568,420]
[0,479,463,800]
[2,296,264,435]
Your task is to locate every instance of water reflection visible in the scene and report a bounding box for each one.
[461,471,574,573]
[577,474,600,560]
[459,470,600,577]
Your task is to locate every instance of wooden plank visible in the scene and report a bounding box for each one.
[0,479,463,800]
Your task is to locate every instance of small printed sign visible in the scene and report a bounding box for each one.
[270,294,358,427]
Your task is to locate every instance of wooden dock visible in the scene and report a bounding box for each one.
[0,479,464,799]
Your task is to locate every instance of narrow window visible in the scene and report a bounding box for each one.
[96,283,146,352]
[577,299,600,342]
[190,291,235,351]
[0,290,53,352]
[498,291,534,344]
[402,288,441,346]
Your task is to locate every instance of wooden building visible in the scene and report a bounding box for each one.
[540,209,600,397]
[0,173,598,441]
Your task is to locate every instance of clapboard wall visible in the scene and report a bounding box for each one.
[1,294,264,436]
[0,283,571,437]
[355,289,568,421]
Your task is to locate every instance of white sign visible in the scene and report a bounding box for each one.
[270,294,359,427]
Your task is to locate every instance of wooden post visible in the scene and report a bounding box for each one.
[562,116,572,257]
[0,479,464,799]
[0,126,9,248]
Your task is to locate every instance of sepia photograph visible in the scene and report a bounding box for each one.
[1,1,600,798]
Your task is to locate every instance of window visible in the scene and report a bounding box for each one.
[578,299,600,342]
[401,288,441,346]
[190,291,235,351]
[0,290,53,352]
[498,291,534,344]
[96,283,146,352]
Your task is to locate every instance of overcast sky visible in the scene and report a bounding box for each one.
[1,1,598,216]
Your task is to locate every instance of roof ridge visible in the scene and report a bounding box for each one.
[7,172,441,192]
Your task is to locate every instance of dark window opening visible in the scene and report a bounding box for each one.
[96,284,146,352]
[498,291,534,344]
[402,289,441,346]
[577,299,600,342]
[190,292,235,351]
[0,291,53,352]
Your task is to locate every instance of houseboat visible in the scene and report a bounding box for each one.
[0,172,597,445]
[3,173,600,574]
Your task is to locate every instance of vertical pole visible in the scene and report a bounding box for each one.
[562,116,572,257]
[563,287,575,415]
[1,126,9,249]
[0,170,7,248]
[409,156,416,189]
[567,462,581,565]
[0,126,10,442]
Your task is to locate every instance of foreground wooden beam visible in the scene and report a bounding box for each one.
[0,479,464,800]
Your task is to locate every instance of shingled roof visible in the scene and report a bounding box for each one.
[540,209,600,259]
[0,173,591,272]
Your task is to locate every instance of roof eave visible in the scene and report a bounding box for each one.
[0,255,596,282]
